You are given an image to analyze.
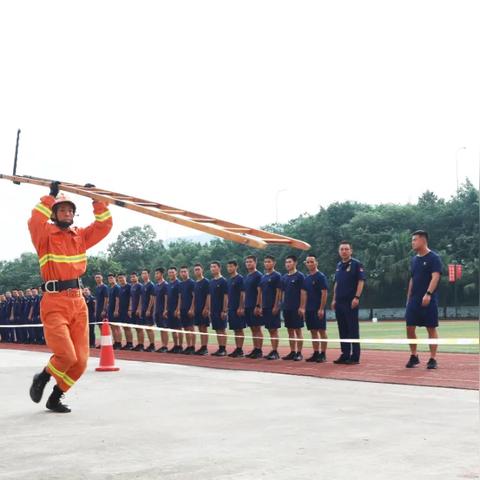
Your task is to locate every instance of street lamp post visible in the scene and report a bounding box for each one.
[455,146,467,190]
[275,189,287,224]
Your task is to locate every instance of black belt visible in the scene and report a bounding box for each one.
[41,278,83,293]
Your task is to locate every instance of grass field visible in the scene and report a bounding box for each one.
[114,320,479,354]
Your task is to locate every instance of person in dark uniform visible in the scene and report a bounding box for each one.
[405,230,443,370]
[130,272,144,351]
[0,294,7,342]
[138,270,156,352]
[153,268,168,353]
[4,291,15,343]
[281,255,305,361]
[259,255,282,360]
[23,288,34,344]
[32,288,45,345]
[83,287,96,348]
[179,266,196,355]
[165,267,182,353]
[300,254,329,363]
[191,264,210,356]
[12,289,23,343]
[331,241,365,365]
[243,255,263,358]
[208,261,228,356]
[117,273,133,350]
[94,274,109,348]
[107,274,122,349]
[226,260,245,358]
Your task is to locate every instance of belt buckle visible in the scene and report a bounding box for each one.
[44,280,58,293]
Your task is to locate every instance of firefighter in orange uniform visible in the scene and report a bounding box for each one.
[28,181,112,413]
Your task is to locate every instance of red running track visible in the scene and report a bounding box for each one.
[2,343,478,390]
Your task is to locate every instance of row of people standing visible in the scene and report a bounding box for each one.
[0,288,45,344]
[86,240,365,364]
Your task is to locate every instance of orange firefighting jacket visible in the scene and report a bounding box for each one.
[28,195,113,282]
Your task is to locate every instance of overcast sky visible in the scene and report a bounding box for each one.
[0,0,478,261]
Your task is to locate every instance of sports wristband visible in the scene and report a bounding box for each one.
[426,291,433,296]
[354,295,360,300]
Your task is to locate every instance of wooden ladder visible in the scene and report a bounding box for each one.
[0,173,311,250]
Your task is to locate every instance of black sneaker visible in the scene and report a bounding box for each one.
[317,352,327,363]
[46,385,71,413]
[346,359,360,365]
[194,346,209,356]
[245,349,257,358]
[406,355,420,368]
[29,369,51,403]
[265,350,280,360]
[228,348,244,358]
[113,342,122,350]
[133,344,144,352]
[293,352,303,361]
[282,351,296,361]
[144,344,156,352]
[155,346,168,353]
[182,346,195,355]
[121,343,134,351]
[427,358,437,370]
[333,356,349,364]
[248,349,263,359]
[306,352,320,363]
[211,348,227,357]
[173,345,184,354]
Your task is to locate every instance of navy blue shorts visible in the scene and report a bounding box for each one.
[228,310,246,331]
[406,300,439,328]
[119,312,133,325]
[138,314,154,326]
[245,307,264,327]
[166,311,182,330]
[130,313,140,325]
[194,312,210,327]
[283,309,304,329]
[180,310,194,328]
[305,310,327,331]
[154,313,167,328]
[211,312,227,331]
[262,308,281,330]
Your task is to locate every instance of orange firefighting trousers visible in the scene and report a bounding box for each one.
[41,290,89,392]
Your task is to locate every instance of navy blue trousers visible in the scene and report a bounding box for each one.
[335,302,360,361]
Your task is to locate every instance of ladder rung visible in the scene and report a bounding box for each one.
[263,238,292,243]
[161,209,186,214]
[226,227,251,232]
[137,202,159,207]
[190,218,216,223]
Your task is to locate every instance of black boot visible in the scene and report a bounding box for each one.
[29,368,51,403]
[46,385,71,413]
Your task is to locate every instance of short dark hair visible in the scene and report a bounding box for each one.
[179,265,189,270]
[306,253,317,259]
[210,261,221,268]
[168,266,177,271]
[245,255,257,262]
[141,269,150,274]
[107,273,115,277]
[194,263,203,268]
[130,271,138,276]
[95,273,103,277]
[339,240,352,247]
[286,255,297,262]
[117,273,126,277]
[412,230,429,241]
[155,267,165,274]
[264,255,276,261]
[227,260,238,267]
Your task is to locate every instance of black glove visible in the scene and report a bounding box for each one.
[49,181,60,197]
[84,183,96,188]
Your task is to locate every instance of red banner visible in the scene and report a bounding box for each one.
[448,264,456,282]
[455,264,463,280]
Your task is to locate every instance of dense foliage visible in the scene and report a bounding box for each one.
[1,181,477,308]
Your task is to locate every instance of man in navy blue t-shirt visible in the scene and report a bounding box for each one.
[281,255,305,361]
[208,261,228,356]
[94,274,109,348]
[331,241,365,365]
[300,254,328,363]
[243,255,263,359]
[405,230,443,370]
[129,272,144,351]
[191,264,210,355]
[107,273,122,350]
[166,267,183,353]
[179,266,196,355]
[117,273,134,351]
[259,255,282,360]
[139,269,156,352]
[226,260,245,357]
[153,267,169,353]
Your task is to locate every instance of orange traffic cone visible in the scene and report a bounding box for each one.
[95,321,120,372]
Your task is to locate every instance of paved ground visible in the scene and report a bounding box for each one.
[0,349,478,480]
[3,343,478,390]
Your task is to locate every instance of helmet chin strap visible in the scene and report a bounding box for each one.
[54,219,74,229]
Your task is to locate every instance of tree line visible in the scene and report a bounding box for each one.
[0,181,478,308]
